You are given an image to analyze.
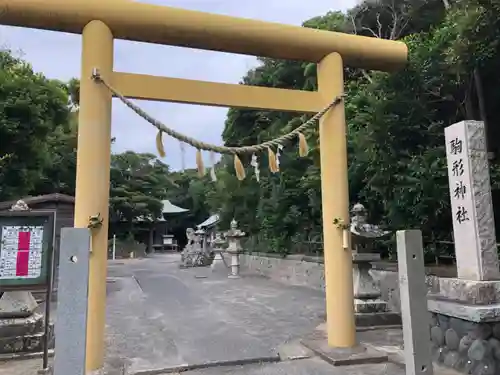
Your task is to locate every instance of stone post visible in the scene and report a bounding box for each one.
[396,230,433,375]
[444,120,500,280]
[225,219,245,279]
[52,228,91,375]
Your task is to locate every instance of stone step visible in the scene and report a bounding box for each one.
[0,313,44,337]
[318,312,402,329]
[0,324,54,355]
[355,312,402,328]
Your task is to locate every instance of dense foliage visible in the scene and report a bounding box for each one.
[0,51,75,198]
[170,0,500,259]
[1,0,500,260]
[109,152,172,225]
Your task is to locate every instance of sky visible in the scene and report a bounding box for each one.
[0,0,357,171]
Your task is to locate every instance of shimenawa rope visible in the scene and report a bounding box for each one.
[90,69,345,179]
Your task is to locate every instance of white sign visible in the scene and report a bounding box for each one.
[0,225,44,279]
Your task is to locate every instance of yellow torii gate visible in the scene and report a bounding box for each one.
[0,0,407,372]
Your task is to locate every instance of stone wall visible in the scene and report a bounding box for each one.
[108,238,147,259]
[240,254,326,288]
[430,312,500,375]
[0,313,54,356]
[239,253,452,313]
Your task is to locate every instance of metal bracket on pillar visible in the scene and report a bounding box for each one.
[53,228,91,375]
[91,68,101,80]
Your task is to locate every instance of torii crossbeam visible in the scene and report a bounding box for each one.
[0,0,407,372]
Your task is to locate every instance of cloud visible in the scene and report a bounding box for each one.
[0,0,356,170]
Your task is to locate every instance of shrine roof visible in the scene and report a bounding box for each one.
[0,193,75,210]
[197,214,220,229]
[162,200,189,214]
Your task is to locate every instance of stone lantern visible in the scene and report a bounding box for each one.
[350,203,391,315]
[224,219,245,279]
[211,232,228,273]
[180,227,195,264]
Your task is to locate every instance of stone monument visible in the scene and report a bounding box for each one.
[426,121,500,375]
[444,120,499,280]
[194,228,213,266]
[180,227,213,268]
[225,219,245,279]
[0,200,50,356]
[349,203,402,327]
[180,227,197,267]
[180,227,195,263]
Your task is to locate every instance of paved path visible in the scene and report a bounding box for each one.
[104,254,327,374]
[0,253,462,375]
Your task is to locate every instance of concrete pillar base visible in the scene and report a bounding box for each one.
[211,251,227,273]
[0,291,38,318]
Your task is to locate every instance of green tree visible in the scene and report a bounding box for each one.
[0,50,74,200]
[109,151,172,234]
[33,109,78,196]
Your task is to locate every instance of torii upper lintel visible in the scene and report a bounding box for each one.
[0,0,407,71]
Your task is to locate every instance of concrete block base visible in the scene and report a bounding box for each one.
[427,278,500,375]
[0,291,38,318]
[429,278,500,307]
[211,252,228,273]
[301,328,388,366]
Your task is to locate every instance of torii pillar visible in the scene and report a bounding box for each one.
[0,1,407,372]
